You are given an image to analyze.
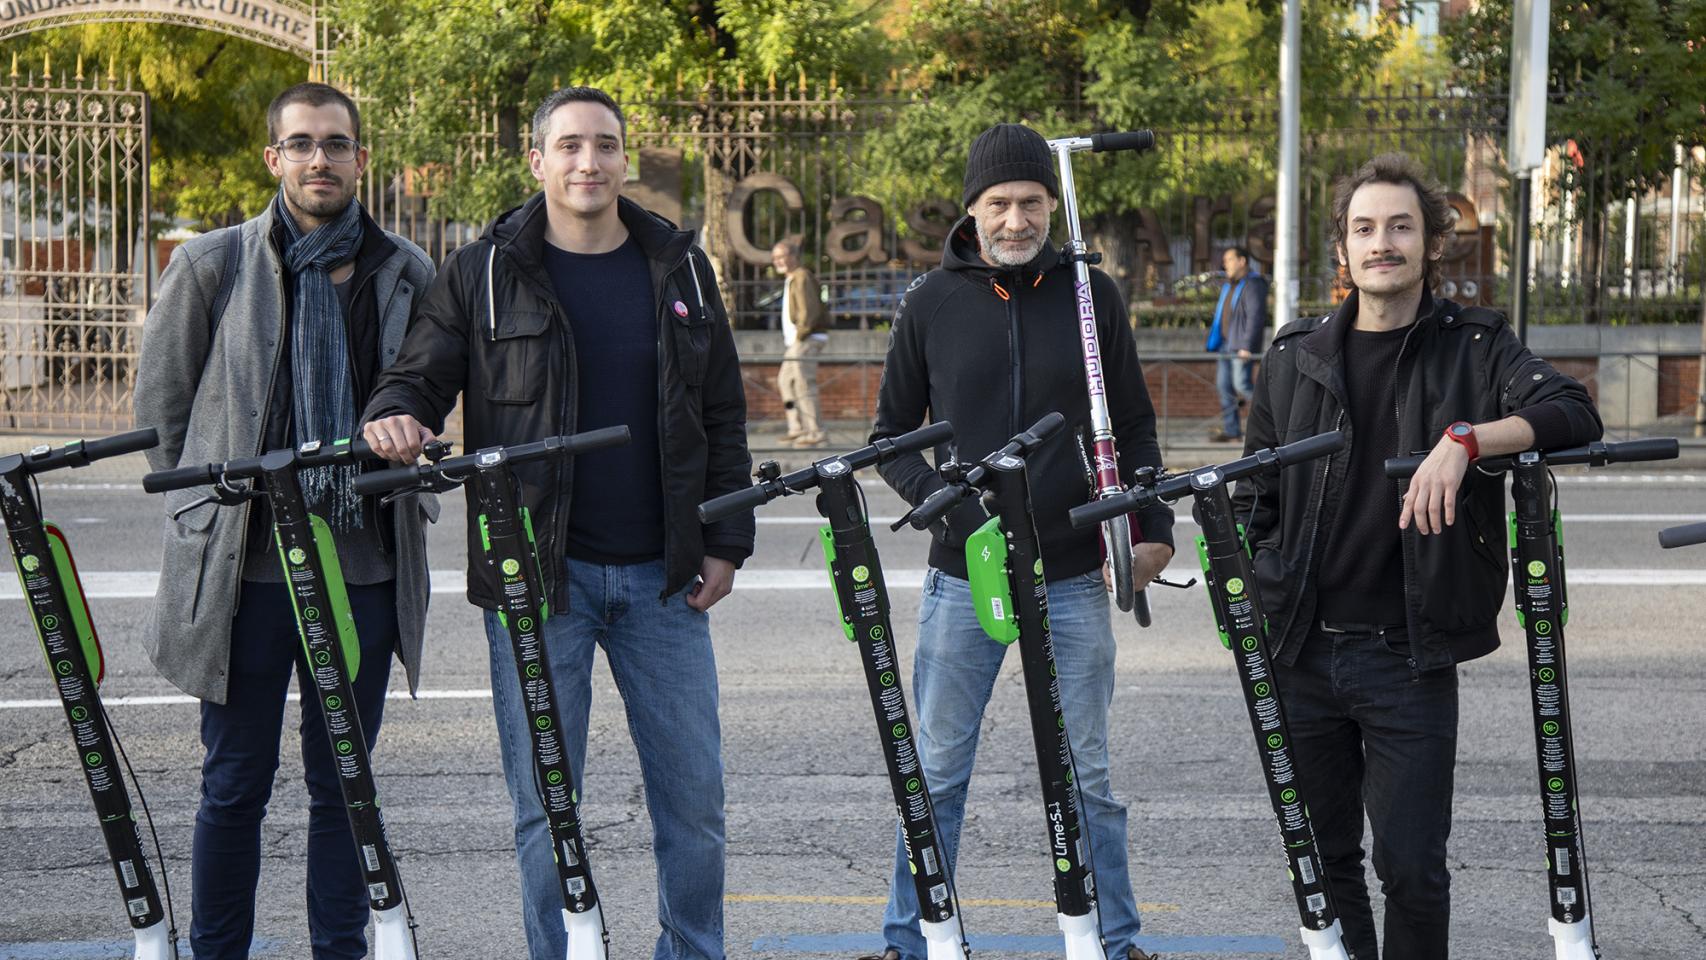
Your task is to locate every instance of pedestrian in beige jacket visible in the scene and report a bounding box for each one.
[771,239,829,447]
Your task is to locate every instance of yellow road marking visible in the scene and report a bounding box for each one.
[725,894,1179,912]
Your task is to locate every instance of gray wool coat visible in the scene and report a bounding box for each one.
[133,203,437,704]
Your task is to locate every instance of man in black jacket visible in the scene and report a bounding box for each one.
[362,87,752,960]
[862,123,1172,960]
[1232,153,1601,960]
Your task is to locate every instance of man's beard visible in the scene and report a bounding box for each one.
[976,218,1047,268]
[284,172,355,220]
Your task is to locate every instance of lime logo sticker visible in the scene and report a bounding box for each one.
[1033,559,1043,576]
[869,626,885,641]
[1266,733,1284,749]
[303,606,320,622]
[1542,721,1559,736]
[536,716,553,731]
[546,770,564,786]
[1537,667,1556,683]
[906,778,921,793]
[1528,560,1546,578]
[892,723,908,738]
[502,558,521,576]
[69,706,87,722]
[1226,577,1245,595]
[1242,636,1258,651]
[55,660,72,675]
[325,695,343,711]
[336,740,353,755]
[1254,682,1271,698]
[1536,620,1552,635]
[84,751,101,766]
[288,547,307,566]
[1057,715,1066,729]
[909,862,918,875]
[879,671,896,687]
[21,555,39,572]
[852,565,870,583]
[517,616,534,632]
[1280,788,1297,804]
[1548,777,1565,792]
[1056,857,1071,872]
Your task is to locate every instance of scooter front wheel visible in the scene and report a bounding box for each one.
[1104,515,1135,614]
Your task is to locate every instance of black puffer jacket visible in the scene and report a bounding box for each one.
[871,216,1173,580]
[1231,293,1602,669]
[363,194,754,609]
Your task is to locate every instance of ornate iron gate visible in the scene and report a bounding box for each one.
[0,64,149,433]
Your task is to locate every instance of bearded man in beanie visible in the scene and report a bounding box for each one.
[860,123,1172,960]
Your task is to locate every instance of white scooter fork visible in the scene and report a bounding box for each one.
[1058,908,1106,960]
[1549,912,1596,960]
[920,915,968,960]
[1299,920,1352,960]
[132,919,175,960]
[565,904,608,960]
[372,903,417,960]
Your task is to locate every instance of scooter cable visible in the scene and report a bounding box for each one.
[100,697,179,953]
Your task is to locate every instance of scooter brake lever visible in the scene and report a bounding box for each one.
[1153,575,1197,590]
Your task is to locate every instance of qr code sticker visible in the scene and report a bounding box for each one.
[367,882,389,902]
[1306,893,1327,913]
[1558,887,1577,906]
[929,884,949,905]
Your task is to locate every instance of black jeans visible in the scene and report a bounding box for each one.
[1274,625,1459,960]
[191,579,398,960]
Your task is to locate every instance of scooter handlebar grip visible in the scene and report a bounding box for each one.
[698,483,771,525]
[1069,493,1133,530]
[1090,130,1155,153]
[558,425,631,456]
[1384,454,1426,479]
[1018,411,1066,450]
[1275,430,1345,468]
[351,464,426,497]
[888,421,955,458]
[82,428,159,462]
[1658,521,1706,549]
[909,483,970,530]
[1602,437,1679,463]
[142,462,217,494]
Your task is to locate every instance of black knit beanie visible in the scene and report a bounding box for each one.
[962,123,1059,209]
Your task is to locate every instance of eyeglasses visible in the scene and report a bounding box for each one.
[272,137,360,163]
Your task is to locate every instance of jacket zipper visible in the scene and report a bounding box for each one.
[1006,277,1023,436]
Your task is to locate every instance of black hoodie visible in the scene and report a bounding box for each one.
[363,193,754,610]
[871,216,1174,580]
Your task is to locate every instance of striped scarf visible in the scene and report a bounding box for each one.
[273,190,364,531]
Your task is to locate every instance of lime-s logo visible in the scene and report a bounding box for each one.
[21,555,39,572]
[852,565,870,583]
[1033,559,1043,576]
[502,558,521,576]
[288,547,307,566]
[1055,857,1071,872]
[1226,577,1245,595]
[1528,560,1546,578]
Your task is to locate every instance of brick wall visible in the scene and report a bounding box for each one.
[1659,356,1700,416]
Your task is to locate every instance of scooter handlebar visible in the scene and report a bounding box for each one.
[1068,491,1132,530]
[351,464,427,497]
[354,427,630,498]
[1386,436,1680,478]
[1588,437,1680,464]
[1091,130,1155,153]
[698,483,774,525]
[908,481,973,531]
[13,427,159,476]
[873,420,955,463]
[1659,521,1706,549]
[142,461,218,493]
[1275,430,1346,468]
[1013,411,1065,454]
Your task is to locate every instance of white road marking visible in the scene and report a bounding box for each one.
[0,688,500,710]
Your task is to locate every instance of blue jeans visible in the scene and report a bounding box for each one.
[1216,354,1254,437]
[882,569,1143,958]
[485,557,725,960]
[192,579,397,960]
[1274,627,1459,960]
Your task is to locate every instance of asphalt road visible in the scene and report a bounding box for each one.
[2,463,1704,959]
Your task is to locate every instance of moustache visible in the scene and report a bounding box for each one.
[993,230,1038,243]
[1362,257,1406,269]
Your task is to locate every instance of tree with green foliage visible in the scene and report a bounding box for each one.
[1445,0,1706,323]
[7,24,306,229]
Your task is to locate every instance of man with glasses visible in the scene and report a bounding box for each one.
[134,82,436,960]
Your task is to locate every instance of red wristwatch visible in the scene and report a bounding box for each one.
[1443,421,1479,461]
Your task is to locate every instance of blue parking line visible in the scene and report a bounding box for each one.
[0,938,282,959]
[752,933,1288,954]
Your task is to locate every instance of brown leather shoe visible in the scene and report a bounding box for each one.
[1126,948,1160,960]
[854,951,899,960]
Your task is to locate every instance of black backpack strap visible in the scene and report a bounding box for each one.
[208,225,242,341]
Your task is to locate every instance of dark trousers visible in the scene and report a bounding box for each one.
[1274,626,1459,960]
[191,579,398,960]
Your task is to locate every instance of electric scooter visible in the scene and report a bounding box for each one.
[1388,436,1679,960]
[898,411,1106,960]
[143,436,429,959]
[699,421,970,960]
[353,427,631,960]
[3,428,178,960]
[1046,129,1158,627]
[1070,431,1352,960]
